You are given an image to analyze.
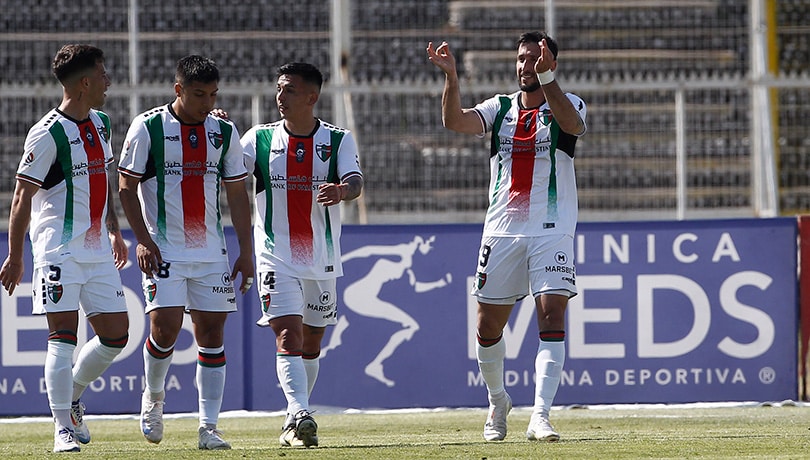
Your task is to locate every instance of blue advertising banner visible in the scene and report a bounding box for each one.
[248,224,476,410]
[0,218,799,415]
[0,228,248,416]
[562,218,798,404]
[283,219,799,409]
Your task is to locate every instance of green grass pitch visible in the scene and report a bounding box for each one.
[2,404,810,459]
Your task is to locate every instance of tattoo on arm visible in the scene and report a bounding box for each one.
[343,176,364,201]
[106,220,120,234]
[575,116,586,136]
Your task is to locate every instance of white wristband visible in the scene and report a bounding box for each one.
[536,70,555,85]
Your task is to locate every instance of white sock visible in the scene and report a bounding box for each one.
[143,335,174,398]
[46,336,76,427]
[276,354,308,415]
[53,410,72,431]
[72,335,126,401]
[533,338,565,419]
[303,355,320,398]
[197,346,226,427]
[476,335,506,400]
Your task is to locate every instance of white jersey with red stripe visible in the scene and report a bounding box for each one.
[16,108,115,268]
[118,104,248,262]
[241,119,363,279]
[473,91,587,238]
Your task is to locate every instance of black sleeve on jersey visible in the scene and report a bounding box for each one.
[557,131,578,159]
[253,168,266,194]
[40,160,66,190]
[140,153,157,182]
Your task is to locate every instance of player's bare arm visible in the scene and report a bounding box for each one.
[427,41,484,135]
[343,174,364,201]
[317,174,363,207]
[0,179,37,295]
[118,172,162,276]
[535,39,586,136]
[105,177,129,269]
[224,179,255,294]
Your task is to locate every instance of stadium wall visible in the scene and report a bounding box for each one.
[0,218,800,416]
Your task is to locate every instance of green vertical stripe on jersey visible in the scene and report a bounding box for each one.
[489,96,511,207]
[324,129,345,266]
[97,111,111,143]
[215,120,233,239]
[324,206,334,267]
[255,127,275,248]
[49,122,74,244]
[547,118,561,220]
[327,130,344,183]
[145,115,168,244]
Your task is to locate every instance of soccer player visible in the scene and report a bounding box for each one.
[117,55,254,450]
[427,31,587,442]
[0,44,130,453]
[240,62,363,448]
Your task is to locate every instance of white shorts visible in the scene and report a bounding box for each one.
[471,234,577,305]
[255,271,338,328]
[32,260,127,316]
[142,260,237,313]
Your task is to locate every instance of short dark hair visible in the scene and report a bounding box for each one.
[518,31,559,59]
[277,62,323,91]
[175,55,219,85]
[52,44,105,83]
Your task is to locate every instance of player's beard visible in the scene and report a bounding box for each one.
[519,81,541,93]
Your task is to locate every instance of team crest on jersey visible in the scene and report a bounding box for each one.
[84,126,96,147]
[188,128,199,148]
[48,283,63,303]
[208,131,223,149]
[260,293,272,313]
[523,115,533,132]
[476,272,487,289]
[539,109,553,127]
[145,283,157,302]
[295,142,306,163]
[315,143,332,162]
[97,125,108,143]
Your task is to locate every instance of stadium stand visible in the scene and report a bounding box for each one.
[0,0,808,224]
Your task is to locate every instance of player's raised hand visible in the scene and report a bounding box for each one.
[534,38,554,74]
[426,41,458,76]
